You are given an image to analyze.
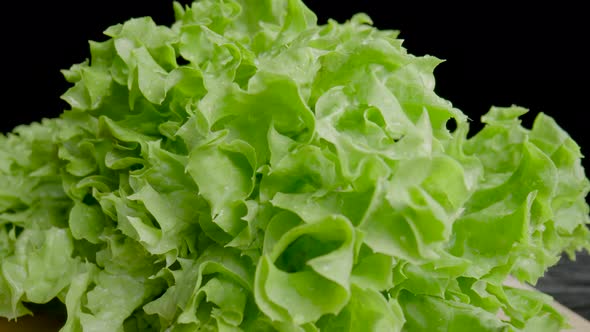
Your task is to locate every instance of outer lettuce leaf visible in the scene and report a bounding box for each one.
[399,290,513,332]
[1,0,589,331]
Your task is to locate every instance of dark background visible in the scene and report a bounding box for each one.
[1,1,587,144]
[1,0,588,319]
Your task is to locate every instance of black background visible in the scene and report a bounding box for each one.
[0,0,588,320]
[1,1,587,140]
[1,1,587,149]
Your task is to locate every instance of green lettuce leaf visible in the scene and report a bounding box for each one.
[1,0,588,331]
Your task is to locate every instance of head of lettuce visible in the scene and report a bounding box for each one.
[1,0,588,331]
